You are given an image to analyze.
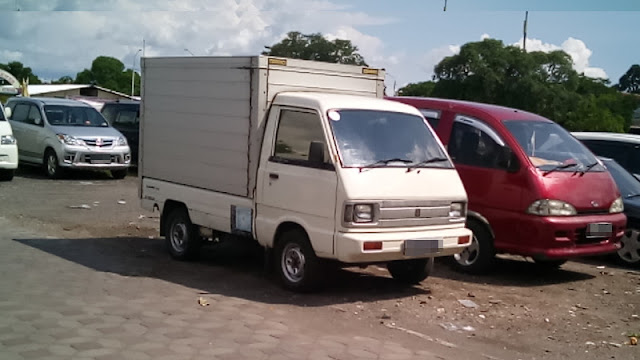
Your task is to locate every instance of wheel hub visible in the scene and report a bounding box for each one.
[170,223,187,252]
[618,229,640,264]
[282,244,306,283]
[454,235,480,266]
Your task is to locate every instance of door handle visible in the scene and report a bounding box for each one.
[269,173,279,180]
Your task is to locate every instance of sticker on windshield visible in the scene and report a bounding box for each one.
[328,110,341,121]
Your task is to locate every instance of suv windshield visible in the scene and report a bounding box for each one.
[328,109,452,169]
[44,105,109,127]
[602,158,640,198]
[504,120,603,172]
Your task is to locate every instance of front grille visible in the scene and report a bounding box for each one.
[82,138,114,147]
[82,154,122,164]
[377,200,464,228]
[574,227,608,245]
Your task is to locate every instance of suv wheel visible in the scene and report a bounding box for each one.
[44,150,64,179]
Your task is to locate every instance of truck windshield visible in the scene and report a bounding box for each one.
[328,109,452,169]
[44,105,109,127]
[504,120,603,172]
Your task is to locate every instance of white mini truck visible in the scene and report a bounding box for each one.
[140,56,472,291]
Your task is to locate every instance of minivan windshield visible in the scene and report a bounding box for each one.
[44,105,109,127]
[504,120,603,172]
[328,109,452,169]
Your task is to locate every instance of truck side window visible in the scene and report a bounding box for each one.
[272,109,330,169]
[448,121,504,169]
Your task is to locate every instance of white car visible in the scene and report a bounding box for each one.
[0,102,18,181]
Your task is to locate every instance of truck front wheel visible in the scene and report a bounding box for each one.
[165,207,201,261]
[275,229,323,292]
[387,258,434,284]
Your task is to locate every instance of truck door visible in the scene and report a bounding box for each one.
[256,106,338,257]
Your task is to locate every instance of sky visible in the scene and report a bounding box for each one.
[0,0,638,94]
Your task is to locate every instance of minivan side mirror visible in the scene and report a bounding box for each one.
[308,141,326,165]
[498,146,520,173]
[4,107,11,119]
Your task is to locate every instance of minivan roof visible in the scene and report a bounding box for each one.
[386,96,551,123]
[7,97,93,107]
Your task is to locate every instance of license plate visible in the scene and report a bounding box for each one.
[586,223,612,238]
[90,154,111,164]
[403,239,443,257]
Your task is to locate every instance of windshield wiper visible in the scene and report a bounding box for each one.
[407,156,450,172]
[543,163,579,176]
[360,158,413,171]
[578,162,599,176]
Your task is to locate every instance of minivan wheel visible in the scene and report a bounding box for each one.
[616,228,640,267]
[0,169,14,181]
[387,258,434,284]
[111,169,128,179]
[451,219,496,273]
[275,229,323,292]
[44,150,64,179]
[165,207,201,261]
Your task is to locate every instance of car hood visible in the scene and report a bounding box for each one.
[537,170,620,213]
[623,197,640,220]
[49,125,124,138]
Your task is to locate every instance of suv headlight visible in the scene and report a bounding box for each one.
[117,136,127,146]
[57,134,85,146]
[527,199,577,216]
[1,135,16,145]
[344,203,378,224]
[449,202,466,218]
[609,197,624,213]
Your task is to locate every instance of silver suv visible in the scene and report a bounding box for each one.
[5,97,131,179]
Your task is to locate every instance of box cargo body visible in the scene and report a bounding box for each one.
[140,56,385,198]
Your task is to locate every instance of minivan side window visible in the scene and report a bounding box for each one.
[27,105,43,126]
[581,140,630,168]
[419,109,441,129]
[272,109,331,169]
[10,103,30,123]
[448,119,506,169]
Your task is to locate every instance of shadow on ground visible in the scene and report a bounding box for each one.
[14,236,432,306]
[15,164,137,180]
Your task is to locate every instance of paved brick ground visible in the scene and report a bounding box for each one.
[1,217,508,360]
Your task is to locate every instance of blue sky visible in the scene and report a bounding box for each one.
[0,0,638,92]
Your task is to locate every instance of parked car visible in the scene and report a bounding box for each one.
[599,157,640,267]
[387,97,626,273]
[100,100,140,165]
[0,102,18,181]
[4,97,131,179]
[572,132,640,180]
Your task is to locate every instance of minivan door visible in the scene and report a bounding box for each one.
[256,106,338,257]
[8,103,45,163]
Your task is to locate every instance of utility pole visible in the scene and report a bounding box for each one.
[523,11,528,52]
[443,0,447,12]
[131,49,142,96]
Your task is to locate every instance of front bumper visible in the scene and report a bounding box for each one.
[335,227,473,263]
[0,144,18,169]
[58,145,131,171]
[508,212,626,260]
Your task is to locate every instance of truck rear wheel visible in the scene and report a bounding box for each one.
[165,207,201,261]
[387,258,434,284]
[275,229,323,292]
[450,219,496,273]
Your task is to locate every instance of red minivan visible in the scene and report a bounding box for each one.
[387,97,626,272]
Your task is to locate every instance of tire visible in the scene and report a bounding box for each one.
[533,259,567,270]
[44,149,64,179]
[0,169,14,181]
[450,219,496,273]
[387,258,434,284]
[111,169,128,179]
[616,228,640,267]
[165,207,202,261]
[275,229,323,292]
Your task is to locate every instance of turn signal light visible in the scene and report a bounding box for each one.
[363,241,383,251]
[458,235,471,245]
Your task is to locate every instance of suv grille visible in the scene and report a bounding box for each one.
[82,138,114,147]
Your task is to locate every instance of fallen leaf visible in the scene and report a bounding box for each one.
[118,200,127,205]
[68,204,91,210]
[630,337,638,346]
[458,299,479,309]
[198,297,209,306]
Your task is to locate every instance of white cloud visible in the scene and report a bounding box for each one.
[480,33,491,40]
[421,44,460,78]
[513,37,607,79]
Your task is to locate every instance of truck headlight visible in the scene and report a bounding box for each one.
[117,136,127,146]
[449,202,466,218]
[1,135,16,145]
[609,197,624,213]
[57,134,85,146]
[344,203,378,224]
[527,199,577,216]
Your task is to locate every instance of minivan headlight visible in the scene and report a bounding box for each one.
[57,134,85,146]
[449,202,466,218]
[609,197,624,213]
[344,203,378,224]
[1,135,16,145]
[527,199,577,216]
[117,136,127,146]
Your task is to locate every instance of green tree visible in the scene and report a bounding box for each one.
[0,61,42,85]
[617,64,640,94]
[52,75,74,84]
[263,31,367,66]
[396,81,436,96]
[75,56,135,94]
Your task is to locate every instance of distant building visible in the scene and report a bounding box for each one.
[26,84,139,102]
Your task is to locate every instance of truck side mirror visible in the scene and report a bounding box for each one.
[498,146,520,173]
[308,141,326,165]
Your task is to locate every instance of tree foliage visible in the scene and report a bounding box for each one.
[75,56,139,95]
[0,61,42,85]
[399,39,640,132]
[263,31,367,66]
[617,64,640,94]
